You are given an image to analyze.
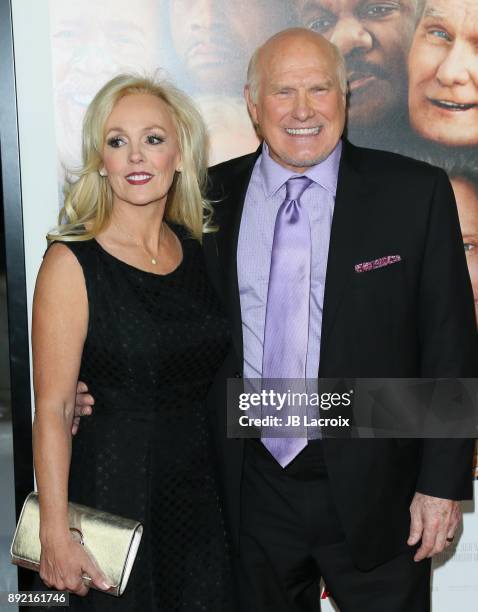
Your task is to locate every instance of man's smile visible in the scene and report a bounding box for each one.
[347,72,377,92]
[284,126,322,136]
[428,97,478,112]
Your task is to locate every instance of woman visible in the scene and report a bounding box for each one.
[31,74,233,610]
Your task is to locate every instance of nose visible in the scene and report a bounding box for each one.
[128,142,145,164]
[291,90,315,122]
[72,42,116,75]
[436,41,473,88]
[190,0,224,32]
[330,17,373,56]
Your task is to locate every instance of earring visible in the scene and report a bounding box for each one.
[99,169,107,177]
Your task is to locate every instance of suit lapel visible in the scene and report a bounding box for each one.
[320,141,371,369]
[214,149,261,363]
[212,141,371,374]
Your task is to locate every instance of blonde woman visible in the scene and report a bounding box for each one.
[31,75,233,611]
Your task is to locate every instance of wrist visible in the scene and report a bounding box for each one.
[40,523,71,547]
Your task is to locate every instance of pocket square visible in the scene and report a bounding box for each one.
[355,255,401,273]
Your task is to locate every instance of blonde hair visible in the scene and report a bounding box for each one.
[49,73,213,243]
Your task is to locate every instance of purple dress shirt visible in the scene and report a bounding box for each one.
[237,140,342,380]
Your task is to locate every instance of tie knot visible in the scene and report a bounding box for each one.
[285,176,312,202]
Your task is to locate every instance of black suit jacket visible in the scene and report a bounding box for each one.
[203,140,478,570]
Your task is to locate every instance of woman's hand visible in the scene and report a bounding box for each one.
[72,381,95,436]
[39,532,111,596]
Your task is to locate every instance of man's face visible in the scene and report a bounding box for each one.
[451,176,478,325]
[408,0,478,147]
[50,0,158,170]
[298,0,418,127]
[169,0,293,95]
[245,33,346,173]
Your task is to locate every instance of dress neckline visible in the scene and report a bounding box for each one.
[93,222,185,278]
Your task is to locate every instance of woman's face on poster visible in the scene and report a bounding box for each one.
[168,0,294,95]
[451,176,478,325]
[408,0,478,147]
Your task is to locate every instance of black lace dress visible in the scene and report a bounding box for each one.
[31,224,234,611]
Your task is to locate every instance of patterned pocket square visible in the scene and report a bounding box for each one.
[355,255,401,273]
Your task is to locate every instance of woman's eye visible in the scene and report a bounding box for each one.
[464,243,476,252]
[146,135,164,145]
[107,137,125,148]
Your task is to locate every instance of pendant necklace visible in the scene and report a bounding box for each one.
[114,220,165,266]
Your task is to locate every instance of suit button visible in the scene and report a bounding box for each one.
[234,372,243,378]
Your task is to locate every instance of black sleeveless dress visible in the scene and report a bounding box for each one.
[34,224,234,611]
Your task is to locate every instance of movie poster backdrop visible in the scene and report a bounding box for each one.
[45,1,478,609]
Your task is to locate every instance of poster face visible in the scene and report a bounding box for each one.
[408,0,478,148]
[49,0,160,173]
[297,0,418,148]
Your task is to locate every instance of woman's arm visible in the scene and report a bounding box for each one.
[32,243,109,594]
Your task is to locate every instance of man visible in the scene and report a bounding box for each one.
[408,0,478,147]
[159,0,296,163]
[202,28,477,611]
[163,0,295,96]
[75,28,477,611]
[297,0,421,149]
[49,0,159,173]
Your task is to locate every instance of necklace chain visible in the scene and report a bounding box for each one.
[113,219,165,265]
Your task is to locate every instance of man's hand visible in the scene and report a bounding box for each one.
[72,382,94,435]
[408,492,461,561]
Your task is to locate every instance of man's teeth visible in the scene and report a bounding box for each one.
[434,100,476,110]
[285,127,321,136]
[128,174,152,180]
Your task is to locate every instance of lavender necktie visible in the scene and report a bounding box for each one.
[261,176,312,467]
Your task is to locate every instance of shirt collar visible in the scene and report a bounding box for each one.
[260,139,343,198]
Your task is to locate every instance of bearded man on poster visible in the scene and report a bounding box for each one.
[75,28,477,612]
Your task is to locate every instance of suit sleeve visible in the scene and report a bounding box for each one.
[415,169,478,500]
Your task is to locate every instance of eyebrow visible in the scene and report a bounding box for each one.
[272,78,334,89]
[106,125,167,133]
[423,6,446,18]
[302,1,335,15]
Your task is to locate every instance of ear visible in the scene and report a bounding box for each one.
[244,85,259,126]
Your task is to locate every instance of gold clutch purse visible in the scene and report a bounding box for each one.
[10,492,143,597]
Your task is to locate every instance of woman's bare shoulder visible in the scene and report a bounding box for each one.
[36,242,86,297]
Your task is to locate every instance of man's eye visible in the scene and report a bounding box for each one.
[54,29,77,40]
[146,135,164,145]
[308,17,335,33]
[362,3,398,19]
[429,28,452,42]
[107,137,125,148]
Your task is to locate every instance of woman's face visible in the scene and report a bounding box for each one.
[101,93,181,210]
[451,176,478,325]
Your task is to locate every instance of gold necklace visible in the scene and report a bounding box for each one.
[113,220,165,266]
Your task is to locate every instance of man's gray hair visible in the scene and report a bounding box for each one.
[246,39,348,103]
